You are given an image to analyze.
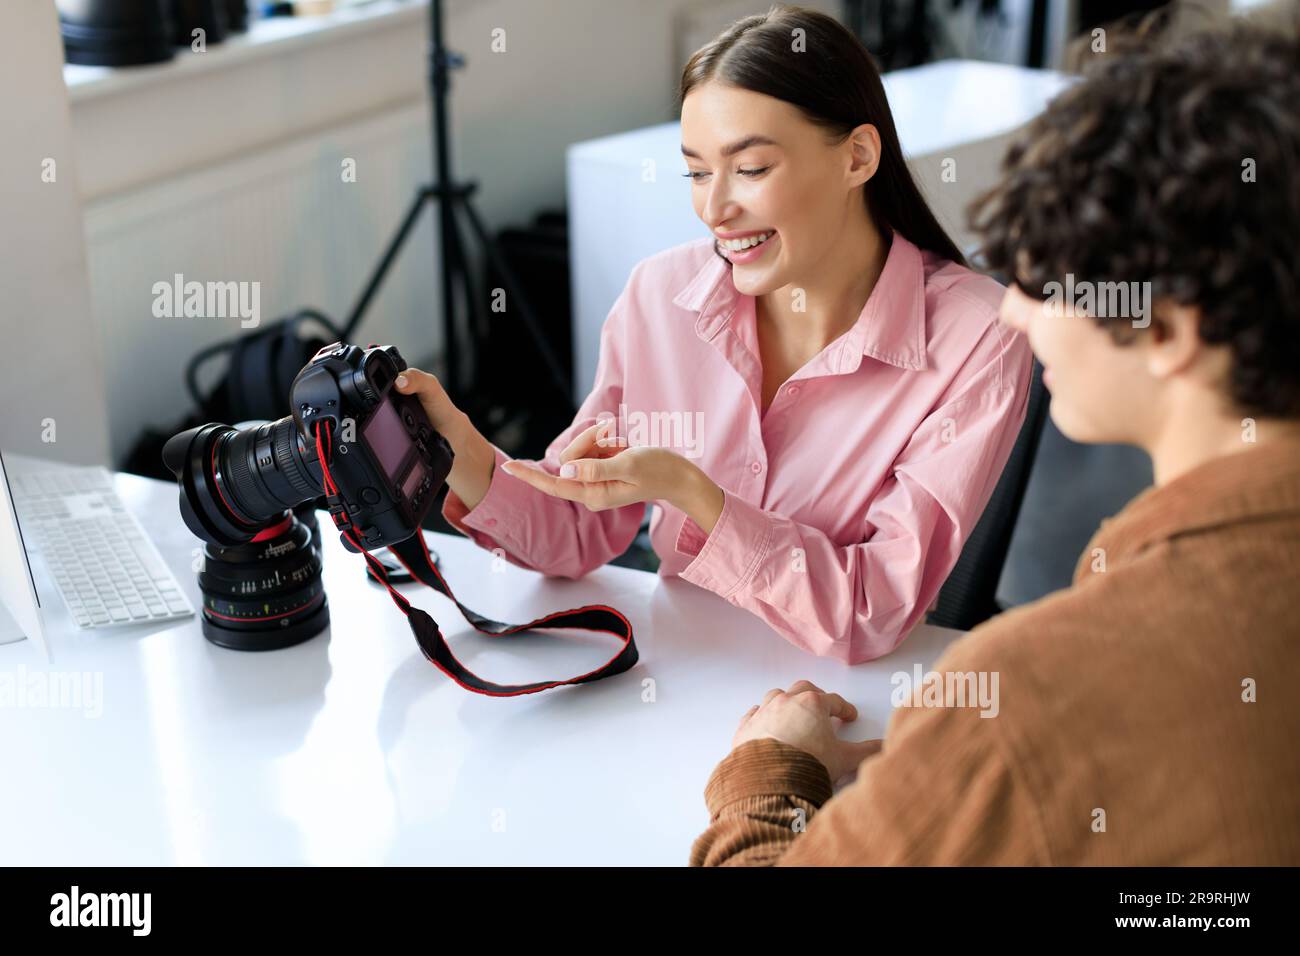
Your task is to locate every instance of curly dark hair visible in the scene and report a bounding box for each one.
[970,15,1300,418]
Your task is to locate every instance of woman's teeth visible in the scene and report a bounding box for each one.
[719,231,772,252]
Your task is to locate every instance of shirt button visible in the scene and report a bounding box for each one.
[787,385,800,397]
[750,461,763,475]
[484,518,498,528]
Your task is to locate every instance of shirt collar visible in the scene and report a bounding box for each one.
[1075,436,1300,583]
[671,232,929,372]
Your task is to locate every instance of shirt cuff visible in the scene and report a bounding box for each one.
[675,491,774,600]
[704,738,834,816]
[441,444,524,546]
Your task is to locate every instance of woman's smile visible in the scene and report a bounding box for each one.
[718,230,778,264]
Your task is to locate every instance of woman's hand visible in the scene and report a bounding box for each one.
[500,422,726,530]
[393,367,466,439]
[732,680,883,784]
[393,367,497,510]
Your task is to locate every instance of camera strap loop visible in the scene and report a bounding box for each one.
[313,422,639,696]
[382,534,639,696]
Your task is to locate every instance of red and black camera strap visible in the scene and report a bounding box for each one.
[312,422,639,696]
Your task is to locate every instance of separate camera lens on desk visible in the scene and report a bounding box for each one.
[196,502,328,650]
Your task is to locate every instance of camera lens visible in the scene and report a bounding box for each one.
[197,504,328,650]
[163,417,323,547]
[218,416,321,524]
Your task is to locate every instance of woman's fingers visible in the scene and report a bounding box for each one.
[394,366,445,399]
[394,368,457,432]
[500,460,636,511]
[500,461,585,500]
[559,422,624,464]
[558,456,626,482]
[558,425,600,465]
[500,456,609,489]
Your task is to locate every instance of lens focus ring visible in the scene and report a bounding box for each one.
[223,433,263,524]
[274,423,320,500]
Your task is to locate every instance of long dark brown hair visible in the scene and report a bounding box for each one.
[679,4,966,266]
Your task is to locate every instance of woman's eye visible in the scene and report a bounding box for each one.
[681,166,770,181]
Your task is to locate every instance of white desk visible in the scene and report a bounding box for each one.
[0,473,965,865]
[566,58,1074,404]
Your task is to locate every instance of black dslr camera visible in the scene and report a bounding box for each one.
[163,343,454,649]
[287,342,453,550]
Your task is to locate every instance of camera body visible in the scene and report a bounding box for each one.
[163,342,454,648]
[164,342,454,554]
[290,343,452,552]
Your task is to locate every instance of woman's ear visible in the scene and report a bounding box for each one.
[847,123,881,187]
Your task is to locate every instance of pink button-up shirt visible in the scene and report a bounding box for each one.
[444,233,1032,662]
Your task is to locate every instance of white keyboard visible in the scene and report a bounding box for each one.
[10,467,194,629]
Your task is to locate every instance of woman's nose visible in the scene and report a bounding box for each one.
[703,181,737,230]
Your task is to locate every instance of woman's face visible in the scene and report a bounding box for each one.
[680,81,875,296]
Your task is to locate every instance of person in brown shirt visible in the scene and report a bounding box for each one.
[690,18,1300,866]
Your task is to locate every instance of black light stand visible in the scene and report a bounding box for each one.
[843,0,943,69]
[340,0,573,414]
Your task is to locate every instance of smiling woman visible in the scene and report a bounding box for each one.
[678,8,966,277]
[393,4,1033,664]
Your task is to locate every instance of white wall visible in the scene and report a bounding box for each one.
[81,104,440,465]
[0,0,108,466]
[441,0,838,230]
[67,0,847,465]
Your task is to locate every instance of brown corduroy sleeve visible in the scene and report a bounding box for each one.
[689,738,834,867]
[690,657,1051,866]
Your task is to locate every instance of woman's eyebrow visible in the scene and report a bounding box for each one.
[680,135,780,159]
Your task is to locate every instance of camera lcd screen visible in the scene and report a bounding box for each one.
[362,400,413,481]
[401,463,425,502]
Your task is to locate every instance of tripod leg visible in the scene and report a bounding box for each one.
[448,219,493,416]
[342,188,431,341]
[439,192,477,401]
[456,198,574,409]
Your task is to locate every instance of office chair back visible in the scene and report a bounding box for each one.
[928,359,1049,631]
